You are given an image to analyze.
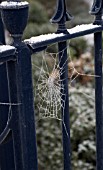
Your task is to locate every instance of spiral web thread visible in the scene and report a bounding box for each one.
[35,51,65,121]
[34,44,99,134]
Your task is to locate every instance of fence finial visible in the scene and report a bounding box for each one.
[90,0,103,25]
[0,0,29,42]
[50,0,73,33]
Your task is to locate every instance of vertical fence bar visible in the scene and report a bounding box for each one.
[90,1,103,169]
[51,0,72,169]
[94,31,103,170]
[58,41,71,170]
[6,59,24,170]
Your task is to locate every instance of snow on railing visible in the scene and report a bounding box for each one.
[24,24,102,45]
[0,1,28,8]
[0,45,16,53]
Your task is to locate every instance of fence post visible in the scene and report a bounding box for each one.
[0,1,38,170]
[51,0,73,169]
[90,0,103,169]
[0,11,15,170]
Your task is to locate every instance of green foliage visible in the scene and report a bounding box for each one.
[69,86,96,170]
[28,0,48,24]
[23,23,55,38]
[67,0,93,26]
[70,38,88,58]
[36,119,63,170]
[23,0,56,38]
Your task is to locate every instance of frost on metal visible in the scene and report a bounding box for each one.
[25,33,64,44]
[0,1,29,9]
[68,23,100,34]
[24,24,100,46]
[0,45,16,53]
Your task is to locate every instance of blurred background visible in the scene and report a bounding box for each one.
[22,0,102,170]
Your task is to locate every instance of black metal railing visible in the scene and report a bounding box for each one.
[0,0,102,170]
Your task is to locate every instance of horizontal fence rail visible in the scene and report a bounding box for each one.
[0,0,102,170]
[25,24,103,50]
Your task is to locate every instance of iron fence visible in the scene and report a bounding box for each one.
[0,0,102,170]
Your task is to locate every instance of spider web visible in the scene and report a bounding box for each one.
[34,43,99,129]
[34,51,65,121]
